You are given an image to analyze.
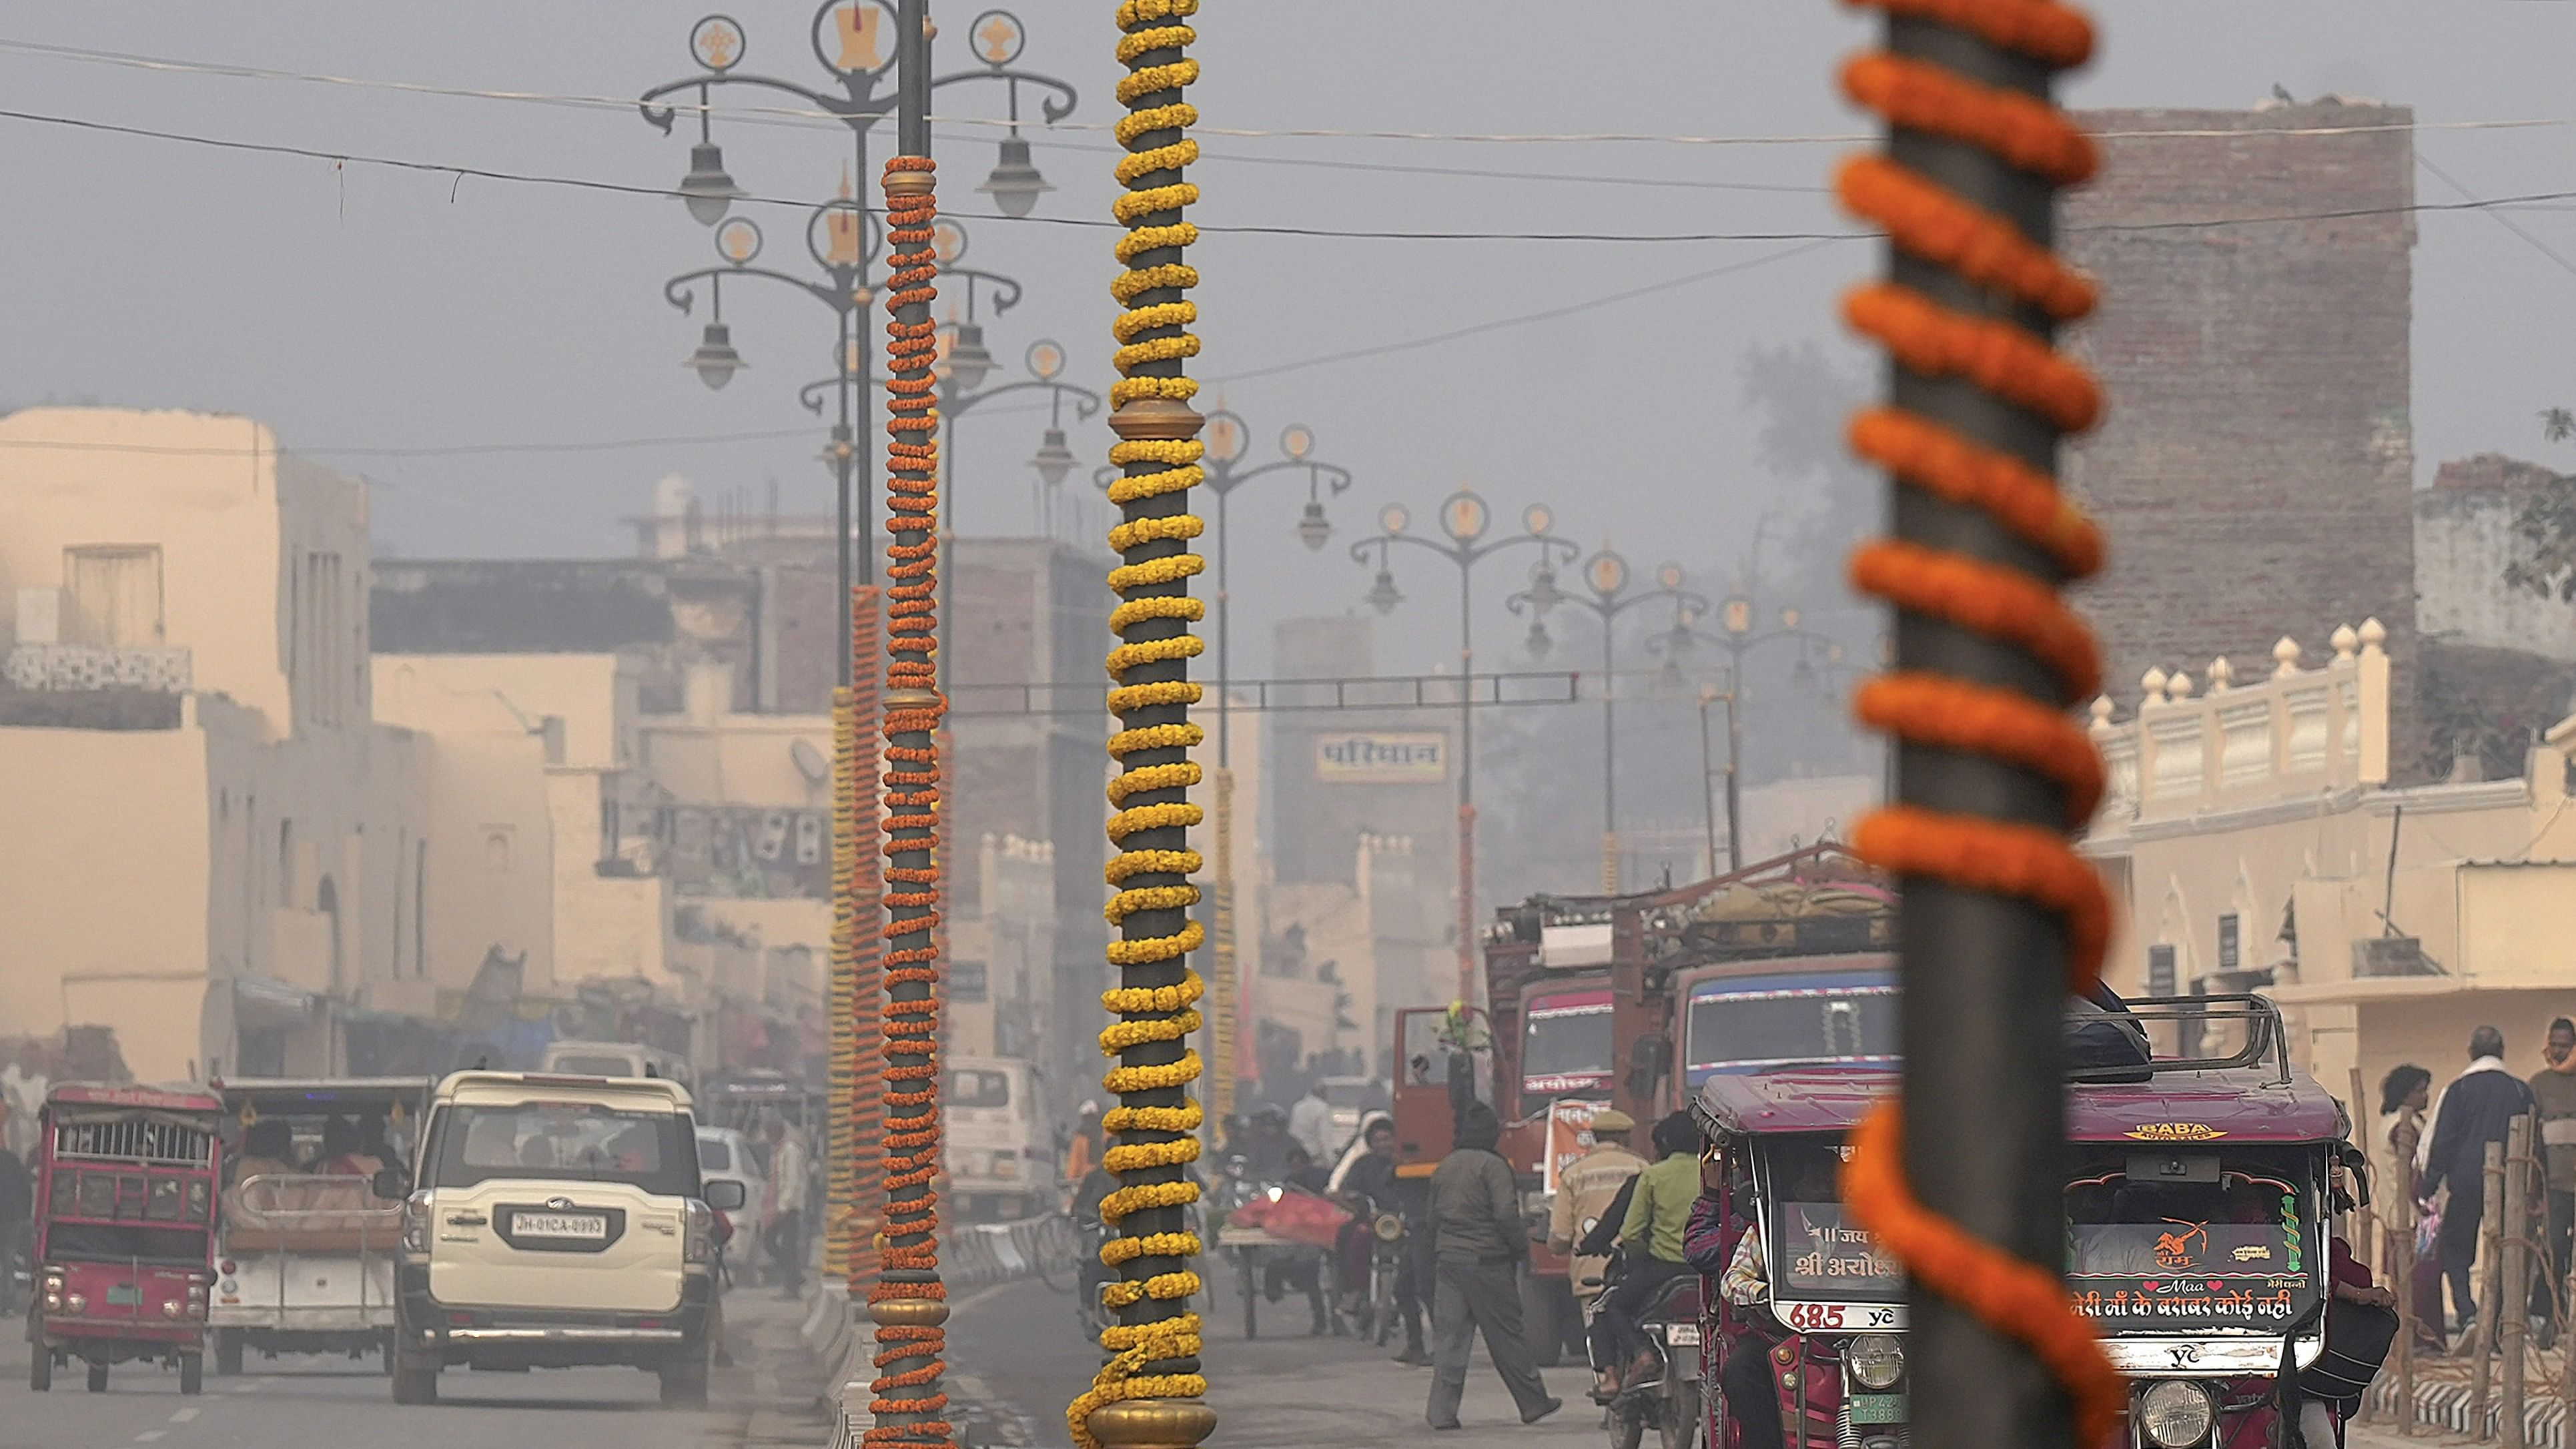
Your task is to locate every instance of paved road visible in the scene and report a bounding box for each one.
[0,1293,832,1449]
[949,1274,1601,1449]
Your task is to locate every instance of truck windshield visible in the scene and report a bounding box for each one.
[2064,1147,2322,1333]
[425,1103,699,1197]
[1522,990,1611,1095]
[1763,1136,1901,1303]
[948,1070,1011,1109]
[1687,983,1895,1079]
[46,1224,206,1266]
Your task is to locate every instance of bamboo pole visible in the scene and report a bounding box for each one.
[2350,1067,2378,1424]
[2471,1137,2507,1438]
[2395,1136,2418,1436]
[2499,1115,2532,1449]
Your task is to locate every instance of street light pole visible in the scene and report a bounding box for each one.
[1513,554,1707,893]
[1650,592,1842,871]
[640,3,1080,685]
[1356,493,1577,1005]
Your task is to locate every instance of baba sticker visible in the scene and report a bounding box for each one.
[2126,1122,2227,1142]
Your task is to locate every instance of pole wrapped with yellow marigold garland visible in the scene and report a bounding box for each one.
[1067,5,1216,1449]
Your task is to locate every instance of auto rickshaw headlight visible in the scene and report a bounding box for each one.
[1372,1212,1405,1244]
[1847,1332,1904,1390]
[2138,1380,2216,1448]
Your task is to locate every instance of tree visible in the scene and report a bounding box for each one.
[2503,408,2576,601]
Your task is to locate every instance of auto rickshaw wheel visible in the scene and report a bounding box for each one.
[27,1342,48,1392]
[179,1354,203,1396]
[213,1330,243,1377]
[85,1360,106,1393]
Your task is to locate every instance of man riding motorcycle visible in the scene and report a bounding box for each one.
[1332,1113,1426,1361]
[1549,1107,1645,1399]
[1599,1112,1701,1392]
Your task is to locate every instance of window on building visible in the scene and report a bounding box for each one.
[63,545,164,646]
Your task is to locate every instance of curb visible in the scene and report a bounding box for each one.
[2365,1374,2569,1449]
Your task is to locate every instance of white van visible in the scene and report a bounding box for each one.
[383,1071,741,1406]
[943,1055,1049,1221]
[540,1040,693,1093]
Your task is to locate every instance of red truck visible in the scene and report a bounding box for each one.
[1388,845,1895,1363]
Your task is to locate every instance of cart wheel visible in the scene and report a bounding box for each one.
[213,1330,243,1378]
[28,1343,49,1392]
[85,1361,107,1393]
[179,1354,203,1397]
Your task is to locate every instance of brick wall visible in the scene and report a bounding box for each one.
[2064,101,2421,771]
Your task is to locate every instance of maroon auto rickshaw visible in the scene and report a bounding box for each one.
[1691,1064,1906,1449]
[28,1083,224,1394]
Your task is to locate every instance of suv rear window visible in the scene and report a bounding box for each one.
[425,1102,699,1197]
[549,1055,639,1077]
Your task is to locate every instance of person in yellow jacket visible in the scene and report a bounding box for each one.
[1546,1108,1647,1398]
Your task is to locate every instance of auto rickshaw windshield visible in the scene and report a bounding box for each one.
[2064,1144,2324,1334]
[1760,1134,1901,1303]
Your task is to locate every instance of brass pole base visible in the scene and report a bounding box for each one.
[1085,1398,1218,1449]
[867,1298,951,1328]
[883,170,937,196]
[1107,397,1204,442]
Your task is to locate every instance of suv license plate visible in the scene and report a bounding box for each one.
[1664,1323,1701,1347]
[515,1212,608,1240]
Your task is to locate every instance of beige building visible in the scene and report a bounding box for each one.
[2083,618,2576,1123]
[0,408,445,1081]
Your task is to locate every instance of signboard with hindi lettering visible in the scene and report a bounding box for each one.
[1312,732,1448,783]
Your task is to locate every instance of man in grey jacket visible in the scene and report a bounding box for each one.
[1424,1101,1560,1429]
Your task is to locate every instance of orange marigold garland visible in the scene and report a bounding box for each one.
[867,151,953,1449]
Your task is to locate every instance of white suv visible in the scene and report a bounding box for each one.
[380,1071,743,1406]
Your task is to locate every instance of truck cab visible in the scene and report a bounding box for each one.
[384,1071,741,1406]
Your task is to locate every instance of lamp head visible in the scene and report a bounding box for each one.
[678,141,745,227]
[977,133,1052,219]
[686,321,745,389]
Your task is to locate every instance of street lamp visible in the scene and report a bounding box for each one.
[639,3,1080,676]
[1352,492,1578,1003]
[687,319,745,389]
[1647,590,1844,871]
[1511,553,1707,893]
[1091,412,1355,768]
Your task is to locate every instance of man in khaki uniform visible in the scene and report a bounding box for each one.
[1546,1107,1646,1398]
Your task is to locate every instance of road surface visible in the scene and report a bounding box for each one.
[0,1294,832,1449]
[948,1273,1603,1449]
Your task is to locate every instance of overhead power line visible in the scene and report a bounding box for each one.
[5,106,2573,245]
[6,37,2576,147]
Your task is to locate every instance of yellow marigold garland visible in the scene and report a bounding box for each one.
[1074,4,1214,1445]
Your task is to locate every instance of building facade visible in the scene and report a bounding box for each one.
[2064,99,2423,769]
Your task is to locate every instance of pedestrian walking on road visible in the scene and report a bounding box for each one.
[2420,1025,2536,1339]
[1423,1101,1559,1430]
[761,1117,810,1297]
[1288,1079,1338,1167]
[2527,1017,2576,1346]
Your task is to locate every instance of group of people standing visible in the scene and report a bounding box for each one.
[2382,1017,2576,1349]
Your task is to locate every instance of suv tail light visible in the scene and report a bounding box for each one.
[683,1199,715,1264]
[402,1189,434,1254]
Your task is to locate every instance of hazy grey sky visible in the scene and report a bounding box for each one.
[3,2,2571,681]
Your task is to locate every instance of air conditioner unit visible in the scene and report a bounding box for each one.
[2351,936,2436,978]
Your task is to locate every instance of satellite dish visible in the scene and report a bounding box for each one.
[791,738,829,784]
